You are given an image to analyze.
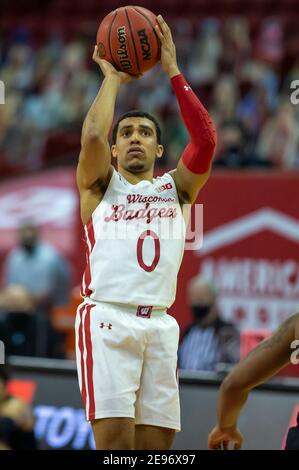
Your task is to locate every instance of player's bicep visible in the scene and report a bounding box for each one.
[169,160,211,205]
[76,134,111,190]
[228,314,298,391]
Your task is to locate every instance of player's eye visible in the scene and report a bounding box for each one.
[122,130,131,137]
[141,130,150,136]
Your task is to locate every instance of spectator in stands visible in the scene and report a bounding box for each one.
[257,98,299,168]
[0,364,37,450]
[178,278,239,371]
[0,223,70,358]
[0,14,299,172]
[213,119,271,168]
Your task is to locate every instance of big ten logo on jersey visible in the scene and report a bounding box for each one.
[156,183,173,194]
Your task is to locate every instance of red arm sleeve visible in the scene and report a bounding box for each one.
[171,74,217,174]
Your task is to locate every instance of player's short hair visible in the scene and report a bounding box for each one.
[112,110,162,145]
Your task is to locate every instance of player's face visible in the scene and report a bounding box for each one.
[111,117,164,173]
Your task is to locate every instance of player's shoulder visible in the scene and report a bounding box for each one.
[154,171,176,190]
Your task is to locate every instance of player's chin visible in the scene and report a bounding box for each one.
[125,157,147,172]
[127,162,146,172]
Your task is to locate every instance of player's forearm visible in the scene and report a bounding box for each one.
[217,379,249,430]
[171,74,216,173]
[82,75,121,142]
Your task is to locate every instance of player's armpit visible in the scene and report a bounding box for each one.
[169,160,211,205]
[76,134,111,190]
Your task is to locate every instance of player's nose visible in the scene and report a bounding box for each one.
[130,131,141,144]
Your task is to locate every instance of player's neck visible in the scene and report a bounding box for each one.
[118,167,154,185]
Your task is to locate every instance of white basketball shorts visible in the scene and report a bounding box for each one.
[75,300,181,431]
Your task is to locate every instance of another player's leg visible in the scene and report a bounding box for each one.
[91,417,135,450]
[135,424,175,450]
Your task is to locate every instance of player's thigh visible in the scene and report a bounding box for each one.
[92,417,135,450]
[135,314,180,432]
[135,424,175,450]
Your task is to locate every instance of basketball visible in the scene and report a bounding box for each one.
[96,6,161,76]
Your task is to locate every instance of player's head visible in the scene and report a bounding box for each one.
[188,277,218,324]
[18,223,39,254]
[111,111,164,173]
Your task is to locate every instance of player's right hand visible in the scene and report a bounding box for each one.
[208,424,243,450]
[92,46,141,84]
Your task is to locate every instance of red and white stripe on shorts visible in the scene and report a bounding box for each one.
[77,302,96,420]
[81,217,95,297]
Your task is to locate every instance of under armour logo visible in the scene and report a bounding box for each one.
[100,322,112,329]
[184,85,191,92]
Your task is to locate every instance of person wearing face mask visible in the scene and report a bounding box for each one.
[213,120,270,169]
[178,277,240,371]
[0,223,70,357]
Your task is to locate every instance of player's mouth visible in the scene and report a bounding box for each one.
[127,146,145,157]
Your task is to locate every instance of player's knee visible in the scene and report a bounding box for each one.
[92,418,134,450]
[159,429,175,449]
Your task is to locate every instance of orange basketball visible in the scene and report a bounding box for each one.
[96,6,161,76]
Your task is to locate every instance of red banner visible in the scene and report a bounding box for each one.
[170,170,299,334]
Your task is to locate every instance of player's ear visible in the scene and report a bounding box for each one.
[111,144,117,159]
[156,144,164,159]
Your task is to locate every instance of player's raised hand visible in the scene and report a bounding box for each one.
[155,15,180,78]
[208,425,243,450]
[92,46,141,84]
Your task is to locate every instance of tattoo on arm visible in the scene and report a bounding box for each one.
[243,316,294,363]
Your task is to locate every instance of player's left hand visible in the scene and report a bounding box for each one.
[155,15,180,78]
[208,425,243,450]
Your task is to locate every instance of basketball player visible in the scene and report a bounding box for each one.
[208,312,299,450]
[76,15,216,450]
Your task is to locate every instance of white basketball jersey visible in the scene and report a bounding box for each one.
[81,169,186,308]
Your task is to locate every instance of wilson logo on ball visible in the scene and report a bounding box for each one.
[96,6,161,76]
[137,29,151,61]
[117,26,132,71]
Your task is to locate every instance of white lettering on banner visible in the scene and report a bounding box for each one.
[200,258,299,330]
[0,188,77,228]
[34,406,95,450]
[201,258,299,297]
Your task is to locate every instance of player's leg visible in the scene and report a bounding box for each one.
[92,417,135,450]
[135,424,175,450]
[75,303,145,450]
[135,313,180,450]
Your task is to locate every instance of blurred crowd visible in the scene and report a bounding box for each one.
[0,15,299,173]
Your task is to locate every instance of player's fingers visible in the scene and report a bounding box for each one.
[92,45,98,60]
[234,440,242,450]
[154,24,164,42]
[222,441,229,450]
[157,15,171,37]
[208,441,222,450]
